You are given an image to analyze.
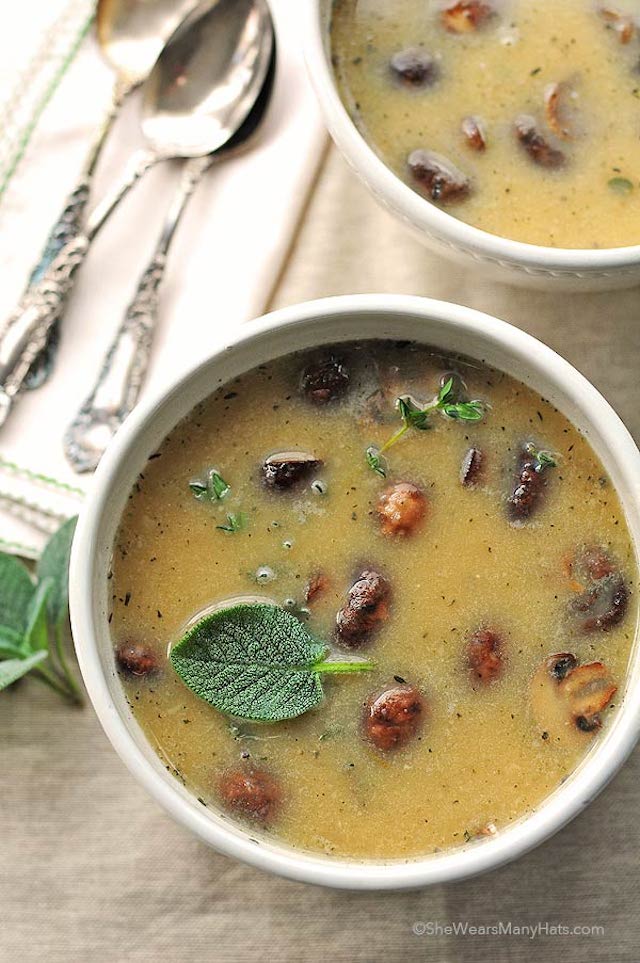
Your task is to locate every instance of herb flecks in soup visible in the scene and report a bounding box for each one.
[330,0,640,248]
[111,341,637,859]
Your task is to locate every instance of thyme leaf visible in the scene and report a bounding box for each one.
[217,512,248,533]
[190,468,230,502]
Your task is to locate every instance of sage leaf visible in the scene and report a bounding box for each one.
[0,650,48,692]
[24,578,54,652]
[36,516,77,626]
[171,603,374,722]
[0,625,26,659]
[0,554,35,634]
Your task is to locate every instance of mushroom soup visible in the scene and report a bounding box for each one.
[110,341,637,859]
[330,0,640,248]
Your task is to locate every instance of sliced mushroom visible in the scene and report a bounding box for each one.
[390,48,439,87]
[461,115,487,151]
[377,481,428,536]
[363,683,425,751]
[441,0,495,33]
[460,447,484,486]
[262,451,321,490]
[301,356,349,404]
[531,653,617,745]
[598,5,635,43]
[514,114,566,168]
[559,662,618,726]
[466,628,504,684]
[544,82,579,140]
[335,570,390,648]
[565,545,629,632]
[408,149,471,203]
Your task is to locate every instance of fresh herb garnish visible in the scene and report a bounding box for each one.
[189,468,230,501]
[366,377,485,474]
[608,176,634,195]
[217,512,247,533]
[366,446,387,477]
[170,602,374,722]
[0,517,82,703]
[525,443,558,471]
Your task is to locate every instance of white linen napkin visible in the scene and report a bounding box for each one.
[0,0,327,557]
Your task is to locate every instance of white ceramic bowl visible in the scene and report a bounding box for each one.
[71,294,640,890]
[303,2,640,291]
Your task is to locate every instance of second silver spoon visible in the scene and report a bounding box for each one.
[64,43,276,473]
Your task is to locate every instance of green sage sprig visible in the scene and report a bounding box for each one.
[0,517,82,704]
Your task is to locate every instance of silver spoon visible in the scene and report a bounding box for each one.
[0,0,273,428]
[18,0,199,390]
[64,46,277,473]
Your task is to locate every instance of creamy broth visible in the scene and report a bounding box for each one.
[111,342,637,859]
[330,0,640,248]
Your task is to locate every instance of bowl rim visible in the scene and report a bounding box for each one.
[70,293,640,890]
[302,0,640,274]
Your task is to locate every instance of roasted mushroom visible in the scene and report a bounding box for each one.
[390,47,439,87]
[115,642,160,678]
[531,652,617,745]
[301,356,349,404]
[441,0,495,33]
[507,443,556,522]
[335,570,391,648]
[218,767,281,823]
[262,451,321,490]
[566,545,629,632]
[377,481,428,536]
[466,628,504,685]
[408,149,471,203]
[544,82,579,140]
[598,5,635,44]
[571,572,628,632]
[364,683,425,751]
[514,115,566,169]
[460,446,484,486]
[461,115,487,151]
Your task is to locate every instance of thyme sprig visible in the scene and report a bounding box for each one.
[366,377,485,476]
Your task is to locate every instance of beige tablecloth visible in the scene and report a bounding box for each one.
[2,148,640,963]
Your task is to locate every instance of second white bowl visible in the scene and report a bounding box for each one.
[303,1,640,291]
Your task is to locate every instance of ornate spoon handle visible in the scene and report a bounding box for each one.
[64,156,210,473]
[0,235,89,425]
[0,147,158,428]
[22,78,132,390]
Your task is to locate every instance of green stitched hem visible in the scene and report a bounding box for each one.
[0,10,94,203]
[0,455,86,498]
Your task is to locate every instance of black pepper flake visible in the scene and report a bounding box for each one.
[394,675,406,684]
[124,592,131,607]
